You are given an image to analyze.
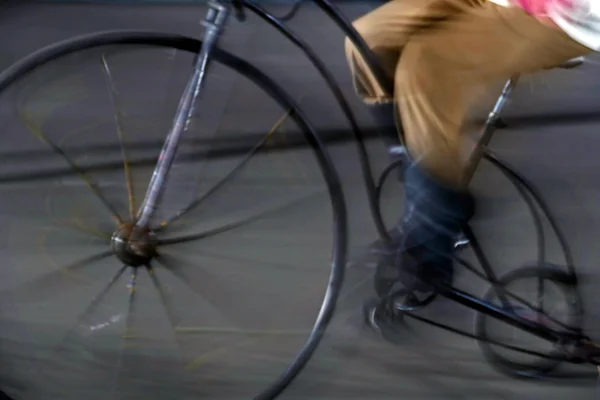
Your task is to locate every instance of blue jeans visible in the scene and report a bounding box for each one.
[396,163,474,291]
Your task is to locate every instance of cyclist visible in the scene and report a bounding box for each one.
[345,0,597,292]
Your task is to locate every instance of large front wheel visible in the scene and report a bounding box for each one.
[0,31,347,400]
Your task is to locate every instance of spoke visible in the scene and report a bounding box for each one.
[74,265,128,328]
[23,265,127,398]
[0,250,114,304]
[182,257,329,373]
[454,257,576,332]
[154,253,245,329]
[536,277,545,319]
[109,267,137,397]
[157,111,290,231]
[191,249,316,272]
[158,189,322,246]
[145,264,180,329]
[18,112,124,224]
[145,264,191,366]
[156,252,264,372]
[45,195,112,241]
[495,280,575,332]
[102,54,137,219]
[52,219,112,241]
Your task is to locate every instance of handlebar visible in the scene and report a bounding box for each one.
[232,0,246,21]
[276,0,307,21]
[229,0,307,23]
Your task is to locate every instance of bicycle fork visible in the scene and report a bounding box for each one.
[135,0,231,227]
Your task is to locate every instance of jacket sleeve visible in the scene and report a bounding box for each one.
[552,0,596,22]
[549,0,600,50]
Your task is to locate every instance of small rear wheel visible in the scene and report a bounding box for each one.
[474,265,582,379]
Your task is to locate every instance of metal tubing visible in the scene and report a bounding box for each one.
[440,285,573,343]
[463,76,519,185]
[136,1,230,227]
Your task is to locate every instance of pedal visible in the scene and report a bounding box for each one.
[362,296,406,341]
[390,288,437,311]
[454,232,470,249]
[362,297,400,332]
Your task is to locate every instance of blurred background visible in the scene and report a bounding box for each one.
[0,0,600,399]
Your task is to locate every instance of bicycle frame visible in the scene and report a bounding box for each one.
[134,0,587,361]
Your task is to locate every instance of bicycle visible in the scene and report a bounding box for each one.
[0,0,597,399]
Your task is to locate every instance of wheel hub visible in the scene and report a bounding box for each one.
[111,222,157,267]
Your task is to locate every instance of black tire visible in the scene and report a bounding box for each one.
[0,30,348,400]
[474,265,582,379]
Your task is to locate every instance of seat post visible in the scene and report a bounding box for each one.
[463,76,519,185]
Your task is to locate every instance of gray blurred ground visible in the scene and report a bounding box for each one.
[1,1,600,399]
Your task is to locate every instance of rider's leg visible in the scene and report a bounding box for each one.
[395,2,591,289]
[344,0,486,150]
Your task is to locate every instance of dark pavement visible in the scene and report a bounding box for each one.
[0,1,600,399]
